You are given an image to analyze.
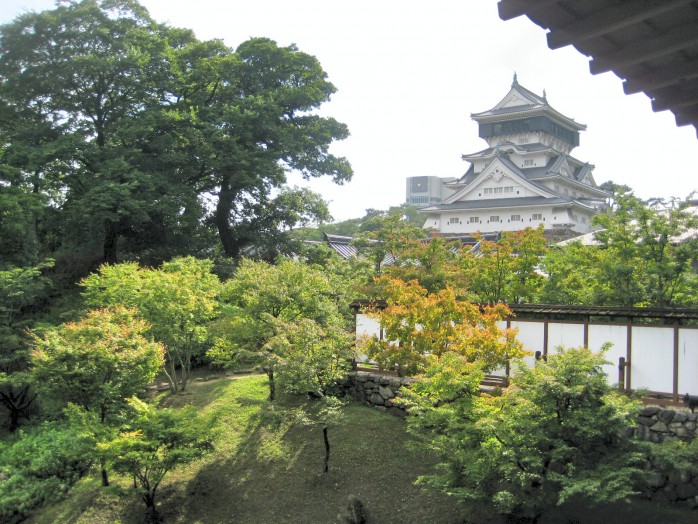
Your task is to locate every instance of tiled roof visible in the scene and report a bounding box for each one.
[423,196,576,212]
[498,0,698,137]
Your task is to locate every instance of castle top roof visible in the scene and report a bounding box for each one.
[471,74,586,132]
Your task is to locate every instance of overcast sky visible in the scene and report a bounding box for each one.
[3,0,697,221]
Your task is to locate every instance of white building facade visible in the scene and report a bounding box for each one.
[420,76,608,235]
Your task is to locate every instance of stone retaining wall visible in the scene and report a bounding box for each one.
[633,406,698,442]
[344,371,412,418]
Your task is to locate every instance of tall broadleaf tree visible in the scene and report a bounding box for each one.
[1,2,351,268]
[173,36,353,258]
[0,0,202,265]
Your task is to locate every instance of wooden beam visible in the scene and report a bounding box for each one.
[674,107,698,126]
[626,320,632,391]
[547,0,693,50]
[589,23,698,75]
[497,0,560,22]
[673,321,680,403]
[623,60,698,94]
[652,89,698,112]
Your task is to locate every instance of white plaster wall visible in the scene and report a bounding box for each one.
[548,322,585,351]
[355,314,381,363]
[354,313,697,395]
[630,326,674,393]
[588,324,628,385]
[678,328,698,394]
[510,320,543,369]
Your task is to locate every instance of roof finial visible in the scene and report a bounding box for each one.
[512,71,518,86]
[543,88,547,101]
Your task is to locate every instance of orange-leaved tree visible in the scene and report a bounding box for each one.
[358,277,527,377]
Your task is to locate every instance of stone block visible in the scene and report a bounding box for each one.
[388,406,407,419]
[369,393,385,406]
[672,411,688,423]
[657,409,675,424]
[637,416,655,426]
[650,421,668,433]
[634,424,651,441]
[378,385,395,400]
[645,471,666,489]
[640,407,660,417]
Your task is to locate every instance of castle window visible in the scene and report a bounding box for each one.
[484,188,493,195]
[449,217,459,224]
[511,214,520,221]
[490,215,500,223]
[523,159,534,166]
[470,216,479,223]
[532,213,543,221]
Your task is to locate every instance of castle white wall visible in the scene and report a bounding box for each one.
[354,313,698,395]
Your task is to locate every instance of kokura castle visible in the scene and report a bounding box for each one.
[409,76,608,236]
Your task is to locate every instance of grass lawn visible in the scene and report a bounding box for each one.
[26,373,698,524]
[28,373,463,524]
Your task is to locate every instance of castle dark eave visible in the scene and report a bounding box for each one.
[498,0,698,137]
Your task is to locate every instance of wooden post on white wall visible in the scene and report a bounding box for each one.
[673,320,680,403]
[626,319,632,391]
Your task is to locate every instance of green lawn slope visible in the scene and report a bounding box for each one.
[26,374,698,524]
[27,374,463,524]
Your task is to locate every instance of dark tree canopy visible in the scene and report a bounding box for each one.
[0,0,351,270]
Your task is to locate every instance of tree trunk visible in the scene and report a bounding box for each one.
[323,425,330,474]
[0,385,35,432]
[267,369,276,402]
[101,466,110,487]
[103,219,119,264]
[143,493,161,523]
[214,176,241,258]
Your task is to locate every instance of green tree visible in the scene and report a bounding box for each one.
[81,257,220,392]
[407,347,643,523]
[30,306,164,485]
[592,191,698,307]
[209,258,351,401]
[98,398,212,523]
[0,416,95,523]
[172,36,352,258]
[459,226,547,304]
[0,261,53,430]
[0,0,204,265]
[537,242,602,305]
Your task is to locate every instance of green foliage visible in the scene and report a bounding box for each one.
[81,257,220,392]
[0,417,95,523]
[0,1,350,270]
[98,397,212,520]
[270,318,353,398]
[0,261,53,430]
[460,226,548,304]
[539,190,698,307]
[30,306,164,422]
[537,242,602,305]
[210,258,352,400]
[408,346,644,523]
